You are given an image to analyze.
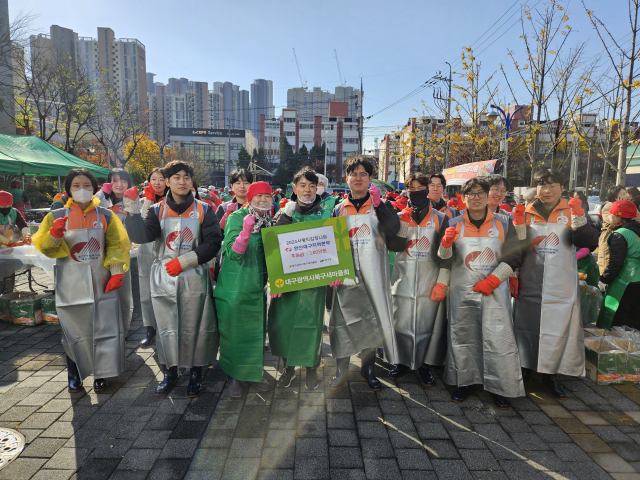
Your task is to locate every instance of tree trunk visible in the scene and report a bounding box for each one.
[599,159,610,201]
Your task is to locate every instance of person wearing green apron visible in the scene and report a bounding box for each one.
[597,200,640,330]
[214,181,273,399]
[269,168,334,391]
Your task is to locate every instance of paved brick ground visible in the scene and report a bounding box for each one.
[0,266,639,479]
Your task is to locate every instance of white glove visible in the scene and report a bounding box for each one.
[284,201,296,217]
[598,281,607,292]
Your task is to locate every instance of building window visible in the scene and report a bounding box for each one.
[284,118,295,123]
[285,132,295,137]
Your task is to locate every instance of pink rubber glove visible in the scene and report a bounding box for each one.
[270,293,282,299]
[220,203,236,229]
[369,184,381,207]
[231,214,255,254]
[576,247,590,260]
[101,183,113,195]
[330,279,343,287]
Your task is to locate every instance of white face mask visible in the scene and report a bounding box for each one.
[252,200,271,212]
[72,188,93,204]
[316,187,325,196]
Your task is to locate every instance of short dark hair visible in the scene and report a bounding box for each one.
[461,177,490,196]
[106,168,133,203]
[229,168,253,185]
[405,173,429,188]
[65,169,99,197]
[192,180,201,200]
[607,184,627,202]
[293,166,318,186]
[345,156,374,176]
[485,174,510,191]
[428,173,447,188]
[163,161,194,179]
[147,167,164,182]
[532,169,564,187]
[626,186,640,199]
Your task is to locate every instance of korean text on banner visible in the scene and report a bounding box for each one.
[277,226,339,274]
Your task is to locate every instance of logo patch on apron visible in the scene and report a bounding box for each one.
[487,228,499,238]
[464,247,495,277]
[557,213,568,225]
[348,224,371,245]
[404,236,431,258]
[531,233,560,254]
[70,237,101,263]
[166,228,195,252]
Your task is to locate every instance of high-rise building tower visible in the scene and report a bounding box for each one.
[287,86,361,121]
[250,79,274,146]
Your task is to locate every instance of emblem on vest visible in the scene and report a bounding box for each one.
[557,212,568,225]
[405,236,431,258]
[348,224,371,246]
[464,247,495,277]
[531,233,560,255]
[189,210,199,219]
[166,228,194,252]
[70,237,101,263]
[92,221,100,228]
[487,228,499,238]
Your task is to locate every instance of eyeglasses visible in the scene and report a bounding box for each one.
[489,188,507,195]
[428,184,443,190]
[465,191,488,199]
[348,172,370,179]
[538,183,561,192]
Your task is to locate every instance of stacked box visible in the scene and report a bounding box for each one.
[604,337,640,384]
[0,292,20,321]
[584,338,626,385]
[40,296,58,324]
[11,293,48,326]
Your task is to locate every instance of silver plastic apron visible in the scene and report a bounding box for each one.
[329,205,398,363]
[390,208,447,369]
[513,215,585,376]
[53,208,126,380]
[150,200,218,368]
[137,200,157,329]
[444,216,524,398]
[111,203,134,334]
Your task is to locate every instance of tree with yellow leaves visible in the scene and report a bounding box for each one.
[125,134,163,174]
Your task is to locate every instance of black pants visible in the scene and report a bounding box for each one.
[612,282,640,330]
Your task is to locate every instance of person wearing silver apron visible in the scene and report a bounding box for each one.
[428,173,458,220]
[386,173,449,386]
[513,169,597,400]
[32,168,131,393]
[136,168,169,347]
[329,157,400,392]
[124,161,222,398]
[437,177,525,410]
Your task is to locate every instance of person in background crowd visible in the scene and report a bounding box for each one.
[0,190,30,241]
[50,193,68,211]
[522,188,537,206]
[437,177,524,409]
[124,161,221,398]
[217,169,253,227]
[513,169,597,400]
[316,173,336,212]
[428,174,457,219]
[33,169,130,393]
[598,185,631,275]
[386,173,449,386]
[137,167,169,348]
[485,174,513,218]
[626,186,640,212]
[214,182,273,398]
[269,168,331,390]
[7,179,29,217]
[329,157,400,392]
[597,200,640,330]
[574,191,589,213]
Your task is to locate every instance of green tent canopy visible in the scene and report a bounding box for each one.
[0,134,110,178]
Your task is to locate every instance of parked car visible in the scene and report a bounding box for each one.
[588,201,606,230]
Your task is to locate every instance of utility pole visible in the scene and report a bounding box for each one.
[432,62,452,169]
[225,119,231,188]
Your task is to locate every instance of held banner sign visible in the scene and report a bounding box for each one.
[262,217,356,294]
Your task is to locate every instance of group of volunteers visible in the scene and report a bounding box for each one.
[33,154,638,411]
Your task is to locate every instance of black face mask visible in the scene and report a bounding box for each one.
[408,189,429,208]
[0,208,11,217]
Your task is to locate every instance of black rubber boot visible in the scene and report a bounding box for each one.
[93,378,107,392]
[139,326,156,347]
[522,368,532,383]
[154,365,179,396]
[66,355,83,393]
[419,365,435,387]
[376,348,385,360]
[187,367,203,398]
[492,393,510,410]
[451,386,468,403]
[227,376,243,399]
[360,349,382,392]
[305,367,319,390]
[328,357,350,390]
[388,364,410,380]
[542,374,567,400]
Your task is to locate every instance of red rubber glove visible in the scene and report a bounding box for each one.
[473,275,502,296]
[568,197,584,216]
[513,204,526,225]
[105,274,123,293]
[456,193,466,211]
[441,227,456,249]
[400,207,412,223]
[100,182,113,194]
[124,186,139,201]
[430,283,448,302]
[164,258,183,277]
[143,184,156,201]
[50,216,68,239]
[369,184,381,207]
[280,197,288,208]
[509,277,518,298]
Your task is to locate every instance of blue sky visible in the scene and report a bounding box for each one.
[11,0,629,150]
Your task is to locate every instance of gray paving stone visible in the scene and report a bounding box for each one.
[509,432,550,451]
[327,428,358,448]
[326,413,355,430]
[294,456,330,479]
[609,441,640,462]
[459,449,500,471]
[149,458,192,480]
[567,460,613,480]
[116,448,162,470]
[518,410,554,425]
[188,448,228,471]
[363,458,400,479]
[354,406,382,422]
[0,458,47,480]
[20,437,66,458]
[90,438,133,458]
[416,421,450,440]
[450,431,486,449]
[74,458,120,479]
[360,438,395,459]
[133,429,172,449]
[43,446,91,469]
[432,459,473,479]
[297,420,327,438]
[257,469,294,480]
[531,424,572,443]
[395,448,432,470]
[357,421,388,438]
[261,446,295,469]
[296,437,328,457]
[229,437,264,458]
[159,438,200,458]
[497,417,531,433]
[328,469,366,480]
[329,446,364,468]
[590,425,633,443]
[498,459,547,479]
[424,440,461,459]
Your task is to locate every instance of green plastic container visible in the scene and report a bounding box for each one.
[11,293,47,326]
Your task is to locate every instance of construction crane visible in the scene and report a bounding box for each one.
[292,48,307,89]
[334,49,346,87]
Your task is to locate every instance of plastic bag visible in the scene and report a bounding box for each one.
[580,281,603,326]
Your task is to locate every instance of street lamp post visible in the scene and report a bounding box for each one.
[155,141,172,166]
[490,104,522,182]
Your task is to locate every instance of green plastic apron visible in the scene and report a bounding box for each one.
[268,206,331,367]
[597,227,640,330]
[214,208,268,382]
